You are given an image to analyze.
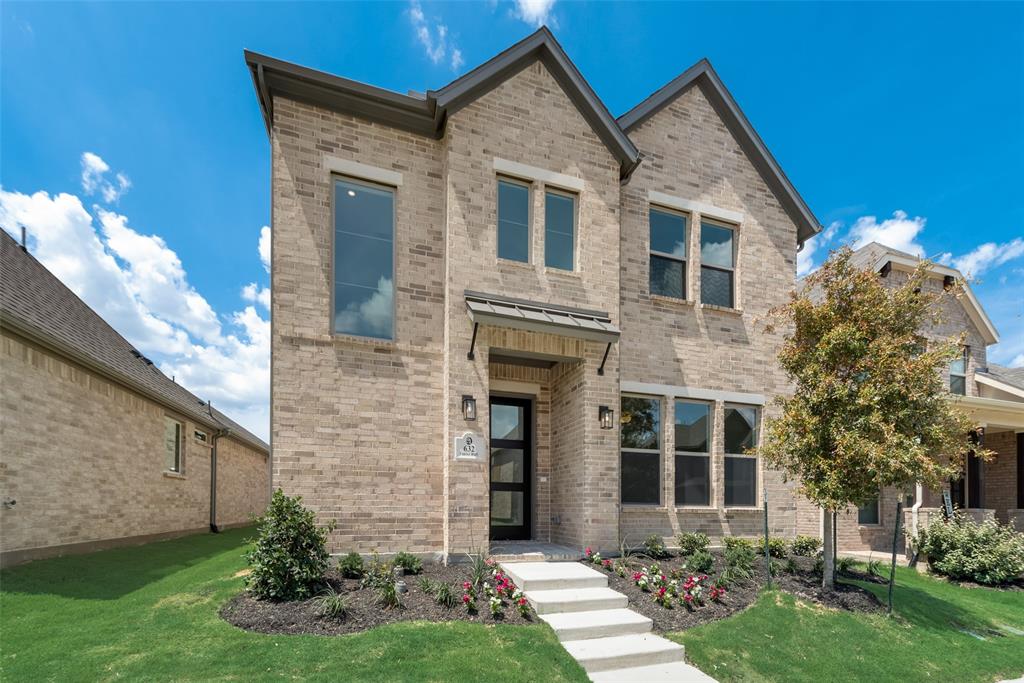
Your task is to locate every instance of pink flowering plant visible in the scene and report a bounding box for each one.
[462,580,477,613]
[512,589,530,617]
[584,547,603,565]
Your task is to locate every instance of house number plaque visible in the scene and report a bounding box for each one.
[454,432,484,461]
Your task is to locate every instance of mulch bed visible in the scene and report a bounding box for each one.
[590,552,884,633]
[221,564,537,636]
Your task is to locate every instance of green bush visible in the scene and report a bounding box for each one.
[418,577,436,595]
[756,536,788,558]
[687,549,714,574]
[434,582,458,609]
[312,586,349,619]
[676,532,710,556]
[915,514,1024,585]
[376,577,401,609]
[725,544,756,573]
[393,551,423,575]
[245,489,333,601]
[790,535,822,557]
[836,556,856,575]
[338,552,364,579]
[643,535,669,559]
[360,551,394,590]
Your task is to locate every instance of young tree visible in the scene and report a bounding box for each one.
[761,247,989,590]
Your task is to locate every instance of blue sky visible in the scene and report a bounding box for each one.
[2,1,1022,438]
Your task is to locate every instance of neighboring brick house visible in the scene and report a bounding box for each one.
[796,242,1024,554]
[0,231,270,567]
[247,27,829,560]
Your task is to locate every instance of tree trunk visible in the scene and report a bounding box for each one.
[822,509,835,591]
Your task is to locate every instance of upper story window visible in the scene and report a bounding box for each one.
[333,178,395,340]
[950,347,968,395]
[700,221,735,308]
[544,189,576,271]
[675,400,710,506]
[194,429,208,444]
[164,417,182,473]
[649,207,687,299]
[724,405,758,507]
[497,178,530,263]
[620,396,661,505]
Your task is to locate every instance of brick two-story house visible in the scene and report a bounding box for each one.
[247,28,833,560]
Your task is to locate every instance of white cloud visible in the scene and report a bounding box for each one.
[258,225,271,273]
[80,152,131,203]
[513,0,556,27]
[847,210,927,257]
[408,1,462,70]
[949,238,1024,278]
[0,158,270,441]
[797,220,840,277]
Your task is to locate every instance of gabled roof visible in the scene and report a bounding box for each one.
[977,364,1024,399]
[246,28,641,178]
[852,241,999,345]
[618,59,820,245]
[0,231,269,453]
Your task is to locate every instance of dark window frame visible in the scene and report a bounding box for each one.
[674,399,711,507]
[496,176,532,264]
[620,395,662,506]
[699,219,737,309]
[649,206,688,300]
[723,403,758,507]
[544,187,577,271]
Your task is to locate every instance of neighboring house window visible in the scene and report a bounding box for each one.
[674,400,710,506]
[724,405,758,506]
[649,207,687,299]
[544,189,575,270]
[164,417,182,473]
[621,396,661,505]
[497,178,530,263]
[333,177,395,340]
[858,495,880,525]
[949,347,967,395]
[194,429,208,443]
[700,221,735,308]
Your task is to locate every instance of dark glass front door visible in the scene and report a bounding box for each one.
[489,397,531,541]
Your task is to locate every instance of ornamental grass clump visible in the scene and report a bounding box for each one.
[245,490,333,601]
[915,514,1024,585]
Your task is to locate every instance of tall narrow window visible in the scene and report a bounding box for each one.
[857,495,880,524]
[650,208,687,298]
[497,178,530,263]
[724,405,758,506]
[700,221,735,308]
[544,190,575,270]
[333,177,395,340]
[621,396,661,505]
[164,417,182,473]
[674,401,710,506]
[950,347,967,395]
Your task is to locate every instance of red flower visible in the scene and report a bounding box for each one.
[463,581,472,590]
[462,594,471,603]
[684,593,694,602]
[517,597,528,606]
[585,547,593,557]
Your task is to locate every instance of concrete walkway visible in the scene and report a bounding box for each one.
[500,560,717,682]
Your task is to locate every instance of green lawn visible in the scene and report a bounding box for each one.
[0,528,587,682]
[675,567,1024,683]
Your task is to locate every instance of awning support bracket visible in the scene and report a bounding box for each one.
[597,342,611,376]
[467,322,479,361]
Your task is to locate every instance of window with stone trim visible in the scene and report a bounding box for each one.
[332,177,395,340]
[497,177,531,263]
[620,396,661,505]
[674,400,711,506]
[700,220,736,308]
[649,207,687,299]
[165,417,183,473]
[949,347,968,395]
[724,404,758,506]
[544,189,576,271]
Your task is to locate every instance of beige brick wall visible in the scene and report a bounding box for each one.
[617,83,800,545]
[0,329,268,564]
[215,434,271,528]
[983,430,1019,523]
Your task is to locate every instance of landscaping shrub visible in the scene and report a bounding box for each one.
[418,577,436,595]
[434,582,458,609]
[466,552,488,589]
[722,544,756,583]
[361,552,394,590]
[783,557,798,574]
[867,558,883,577]
[790,535,822,557]
[393,551,423,575]
[914,514,1024,585]
[756,536,788,558]
[643,534,669,559]
[836,556,856,575]
[312,587,349,619]
[687,549,714,574]
[723,536,754,552]
[338,552,364,579]
[677,532,710,556]
[245,489,333,601]
[376,575,401,609]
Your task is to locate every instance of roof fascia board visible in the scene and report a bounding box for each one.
[875,254,999,344]
[975,373,1024,400]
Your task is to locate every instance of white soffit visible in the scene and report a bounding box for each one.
[648,191,744,225]
[493,158,585,192]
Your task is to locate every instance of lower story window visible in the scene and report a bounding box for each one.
[676,454,710,506]
[621,452,660,505]
[724,405,758,506]
[620,396,661,505]
[858,496,880,525]
[674,400,711,506]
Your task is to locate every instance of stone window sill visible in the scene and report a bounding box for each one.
[674,506,718,512]
[700,303,744,315]
[543,267,582,279]
[650,295,695,307]
[497,257,535,270]
[330,331,397,349]
[162,471,186,480]
[723,506,760,512]
[621,503,666,511]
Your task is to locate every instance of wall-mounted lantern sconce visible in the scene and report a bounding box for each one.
[462,395,477,421]
[599,405,614,430]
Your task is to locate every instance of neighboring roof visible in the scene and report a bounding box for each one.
[0,231,269,453]
[464,291,620,344]
[977,364,1024,400]
[617,59,821,246]
[245,27,641,178]
[853,242,999,345]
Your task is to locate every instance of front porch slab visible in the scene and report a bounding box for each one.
[489,540,581,562]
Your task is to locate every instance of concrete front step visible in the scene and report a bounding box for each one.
[526,587,628,615]
[562,633,685,673]
[590,661,718,683]
[500,561,608,592]
[540,608,652,641]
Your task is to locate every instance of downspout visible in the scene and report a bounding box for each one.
[911,482,923,539]
[208,399,230,533]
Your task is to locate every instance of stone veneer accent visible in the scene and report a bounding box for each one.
[0,329,269,566]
